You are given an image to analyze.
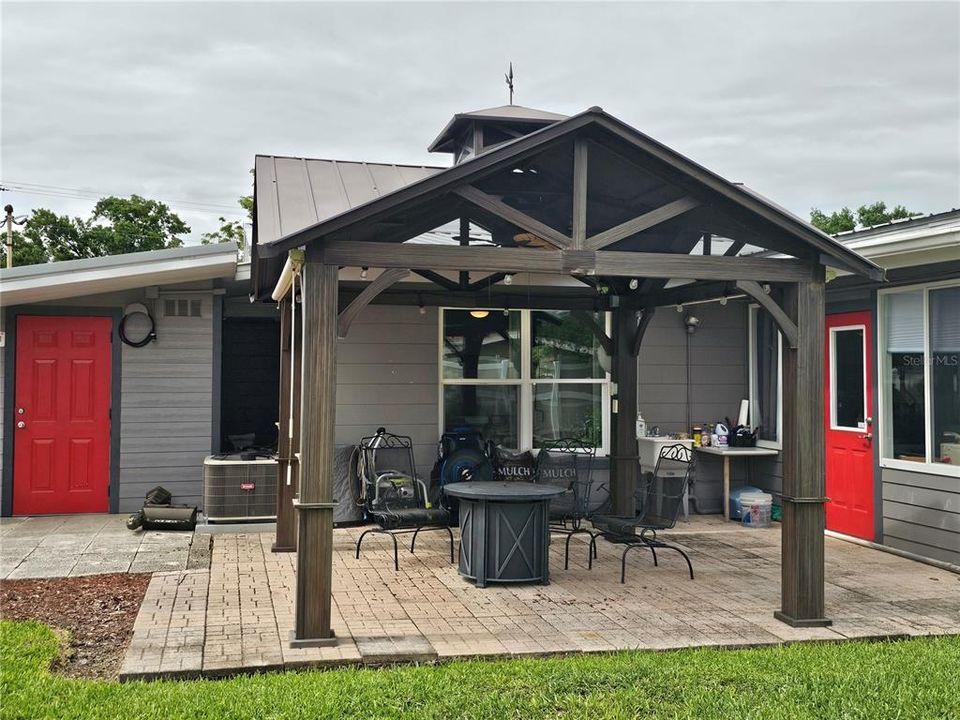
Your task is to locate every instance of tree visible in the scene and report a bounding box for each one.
[810,201,920,235]
[0,227,48,267]
[201,216,246,251]
[0,195,190,266]
[810,207,856,234]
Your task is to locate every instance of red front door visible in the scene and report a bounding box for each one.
[13,316,113,515]
[824,311,874,540]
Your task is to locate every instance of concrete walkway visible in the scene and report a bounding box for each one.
[0,515,203,579]
[120,517,960,680]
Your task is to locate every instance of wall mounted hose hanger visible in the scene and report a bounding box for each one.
[119,303,157,347]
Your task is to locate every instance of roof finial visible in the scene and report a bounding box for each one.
[505,62,514,105]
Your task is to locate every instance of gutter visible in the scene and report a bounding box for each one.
[271,249,305,301]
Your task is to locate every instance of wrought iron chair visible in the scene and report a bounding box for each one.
[534,438,596,569]
[590,443,695,583]
[355,428,454,571]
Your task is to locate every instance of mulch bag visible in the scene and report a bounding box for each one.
[492,446,536,482]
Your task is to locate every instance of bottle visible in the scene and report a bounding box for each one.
[692,425,702,446]
[635,412,647,439]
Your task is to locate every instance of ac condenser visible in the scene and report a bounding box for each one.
[203,454,278,523]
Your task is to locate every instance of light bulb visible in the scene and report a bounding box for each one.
[628,278,639,290]
[504,274,513,285]
[360,267,368,279]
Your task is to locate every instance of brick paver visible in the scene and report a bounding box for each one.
[120,517,960,679]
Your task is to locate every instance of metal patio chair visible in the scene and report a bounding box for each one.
[355,428,454,571]
[590,443,695,583]
[534,438,596,569]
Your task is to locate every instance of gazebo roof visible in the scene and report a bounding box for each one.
[254,107,883,285]
[427,104,568,153]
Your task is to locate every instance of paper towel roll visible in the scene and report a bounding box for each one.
[737,399,749,427]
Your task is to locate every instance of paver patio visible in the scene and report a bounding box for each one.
[0,515,203,579]
[119,516,960,680]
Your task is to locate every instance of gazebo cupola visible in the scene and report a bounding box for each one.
[428,104,567,164]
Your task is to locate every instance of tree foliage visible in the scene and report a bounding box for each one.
[0,195,190,267]
[201,216,246,250]
[810,201,920,235]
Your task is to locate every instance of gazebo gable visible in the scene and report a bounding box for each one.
[256,108,883,284]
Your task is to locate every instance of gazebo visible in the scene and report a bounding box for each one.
[252,104,884,646]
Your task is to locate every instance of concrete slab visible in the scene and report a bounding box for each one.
[0,515,203,579]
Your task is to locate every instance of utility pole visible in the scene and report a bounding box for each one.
[4,205,13,269]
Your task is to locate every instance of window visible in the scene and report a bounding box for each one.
[830,326,867,430]
[440,309,610,452]
[748,305,782,447]
[879,282,960,476]
[164,298,202,318]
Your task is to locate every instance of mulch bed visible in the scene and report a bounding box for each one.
[0,573,151,679]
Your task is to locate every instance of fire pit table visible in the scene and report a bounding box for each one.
[443,481,567,587]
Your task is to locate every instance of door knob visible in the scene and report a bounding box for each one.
[17,421,25,429]
[859,432,873,440]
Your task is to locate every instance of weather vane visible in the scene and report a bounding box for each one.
[505,62,514,105]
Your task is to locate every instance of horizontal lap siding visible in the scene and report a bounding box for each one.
[881,467,960,565]
[637,302,756,509]
[119,297,213,512]
[335,305,438,479]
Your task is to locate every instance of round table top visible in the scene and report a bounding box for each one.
[443,481,567,501]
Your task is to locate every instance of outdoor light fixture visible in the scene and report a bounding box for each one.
[503,274,513,285]
[762,283,771,294]
[360,267,368,279]
[720,295,728,306]
[470,310,490,319]
[628,278,639,290]
[684,314,701,334]
[676,304,684,313]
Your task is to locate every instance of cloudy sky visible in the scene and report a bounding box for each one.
[2,1,958,241]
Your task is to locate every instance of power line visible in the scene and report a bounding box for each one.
[0,180,247,216]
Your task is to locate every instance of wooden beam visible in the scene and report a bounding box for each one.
[337,268,409,339]
[292,258,338,646]
[610,307,639,516]
[318,241,817,283]
[776,267,831,628]
[413,269,460,291]
[583,197,700,251]
[724,240,745,256]
[572,138,588,249]
[466,272,508,292]
[632,280,735,309]
[630,307,656,357]
[453,185,572,250]
[735,280,799,348]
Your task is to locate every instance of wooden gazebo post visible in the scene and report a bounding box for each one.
[775,266,831,626]
[290,251,338,646]
[610,305,639,516]
[273,296,300,552]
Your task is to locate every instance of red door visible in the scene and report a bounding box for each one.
[13,316,113,515]
[824,311,874,540]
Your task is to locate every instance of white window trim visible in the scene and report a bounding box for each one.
[747,304,783,449]
[877,279,960,479]
[828,324,869,432]
[438,308,612,455]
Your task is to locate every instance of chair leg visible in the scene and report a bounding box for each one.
[410,527,421,554]
[588,535,597,570]
[656,543,695,580]
[390,533,399,572]
[445,525,455,563]
[356,528,376,560]
[649,545,659,567]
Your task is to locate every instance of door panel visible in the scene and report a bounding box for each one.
[13,316,113,515]
[825,312,874,540]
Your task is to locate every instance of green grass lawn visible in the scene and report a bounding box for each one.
[2,621,959,720]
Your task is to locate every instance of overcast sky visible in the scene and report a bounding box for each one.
[2,1,958,241]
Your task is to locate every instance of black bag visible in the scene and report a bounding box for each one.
[144,486,172,506]
[141,504,198,531]
[492,447,536,482]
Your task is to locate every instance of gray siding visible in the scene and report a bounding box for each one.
[118,295,214,511]
[335,305,439,479]
[637,301,757,509]
[881,467,960,566]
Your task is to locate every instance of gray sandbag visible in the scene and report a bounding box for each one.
[333,444,363,525]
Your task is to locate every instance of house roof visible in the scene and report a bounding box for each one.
[427,104,568,153]
[254,156,444,246]
[0,243,238,306]
[254,107,885,282]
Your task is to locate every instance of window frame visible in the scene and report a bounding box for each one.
[878,279,960,478]
[438,308,611,455]
[747,304,783,450]
[828,323,869,432]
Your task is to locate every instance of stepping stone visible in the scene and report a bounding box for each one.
[355,635,437,664]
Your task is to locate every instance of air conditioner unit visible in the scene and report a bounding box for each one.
[203,454,278,523]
